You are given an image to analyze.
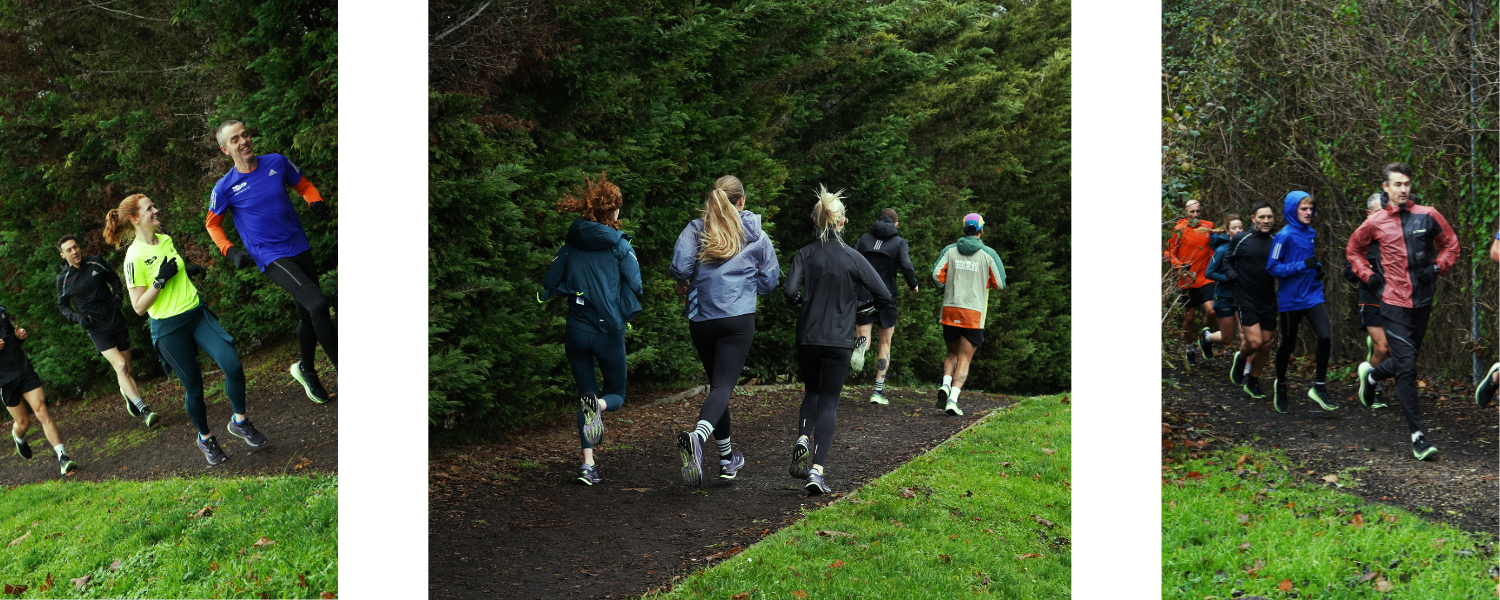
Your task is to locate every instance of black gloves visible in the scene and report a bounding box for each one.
[1341,262,1360,283]
[1313,263,1324,281]
[1415,264,1439,286]
[227,247,255,269]
[186,264,206,278]
[1366,271,1384,290]
[310,201,330,219]
[1302,257,1318,270]
[153,258,178,289]
[787,293,803,307]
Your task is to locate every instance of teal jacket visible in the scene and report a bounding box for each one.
[542,219,643,334]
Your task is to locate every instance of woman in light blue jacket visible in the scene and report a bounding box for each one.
[669,175,780,486]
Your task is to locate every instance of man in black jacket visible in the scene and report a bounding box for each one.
[1225,202,1278,399]
[3,303,78,476]
[851,209,919,404]
[55,235,161,426]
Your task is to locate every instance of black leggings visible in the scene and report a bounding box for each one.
[1370,305,1432,433]
[1274,304,1330,382]
[265,251,337,368]
[796,344,852,467]
[689,313,756,441]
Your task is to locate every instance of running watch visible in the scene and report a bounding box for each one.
[153,258,178,289]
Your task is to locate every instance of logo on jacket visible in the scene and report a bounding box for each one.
[144,257,158,265]
[269,169,278,177]
[232,182,248,193]
[956,259,979,273]
[872,240,883,250]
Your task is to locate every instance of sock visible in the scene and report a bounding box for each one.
[716,437,732,458]
[797,434,809,445]
[873,378,885,393]
[693,420,714,442]
[233,415,245,425]
[810,464,824,476]
[200,433,211,441]
[942,375,953,388]
[1411,431,1423,443]
[11,432,21,443]
[949,386,961,402]
[53,444,64,458]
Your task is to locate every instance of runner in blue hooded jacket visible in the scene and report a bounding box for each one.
[1265,191,1337,413]
[540,174,643,485]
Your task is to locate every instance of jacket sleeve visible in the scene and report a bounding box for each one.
[984,247,1006,290]
[541,245,572,300]
[1165,223,1185,268]
[782,249,805,305]
[898,239,918,289]
[1345,222,1377,283]
[56,274,82,325]
[1264,234,1307,278]
[1204,246,1230,282]
[930,246,951,287]
[206,182,236,256]
[753,236,781,295]
[292,176,324,205]
[853,250,894,309]
[619,242,644,299]
[669,224,698,282]
[1429,209,1460,273]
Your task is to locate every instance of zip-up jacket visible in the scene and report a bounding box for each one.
[0,305,33,387]
[56,255,127,332]
[542,219,644,334]
[853,218,919,306]
[1203,234,1234,301]
[1265,191,1325,312]
[669,211,780,322]
[1346,197,1460,309]
[931,235,1006,329]
[1226,227,1277,314]
[782,238,892,348]
[1166,218,1215,289]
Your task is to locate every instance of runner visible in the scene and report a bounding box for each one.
[1200,214,1243,358]
[206,120,336,404]
[1166,199,1216,369]
[55,234,159,427]
[539,174,642,486]
[1265,191,1337,413]
[1476,230,1499,406]
[781,185,892,495]
[931,213,1006,416]
[852,208,919,404]
[1225,202,1278,399]
[1347,162,1460,460]
[669,175,779,486]
[1341,193,1389,408]
[3,304,77,476]
[106,194,266,466]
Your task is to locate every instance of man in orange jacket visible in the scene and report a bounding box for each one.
[1166,199,1216,368]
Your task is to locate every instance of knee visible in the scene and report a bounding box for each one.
[296,284,331,315]
[12,413,28,431]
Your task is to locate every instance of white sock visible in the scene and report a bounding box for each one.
[1411,431,1423,443]
[11,432,21,443]
[693,420,714,442]
[130,397,146,410]
[716,437,732,458]
[797,434,809,445]
[53,444,64,458]
[942,375,953,388]
[810,464,824,475]
[949,386,961,402]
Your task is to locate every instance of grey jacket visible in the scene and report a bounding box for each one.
[670,211,780,322]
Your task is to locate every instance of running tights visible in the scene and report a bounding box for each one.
[689,313,756,442]
[265,251,337,369]
[566,326,626,449]
[1370,305,1432,434]
[796,344,852,467]
[1274,304,1330,383]
[156,310,246,436]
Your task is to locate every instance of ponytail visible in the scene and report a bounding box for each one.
[104,194,148,248]
[811,184,846,243]
[696,175,747,263]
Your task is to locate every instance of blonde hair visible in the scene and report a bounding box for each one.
[697,175,747,263]
[811,184,846,242]
[104,194,150,248]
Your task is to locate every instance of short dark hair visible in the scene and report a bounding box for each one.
[56,234,79,251]
[1251,201,1276,218]
[880,208,898,223]
[1381,162,1413,184]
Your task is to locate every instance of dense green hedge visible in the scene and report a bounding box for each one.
[0,0,336,398]
[430,0,1071,435]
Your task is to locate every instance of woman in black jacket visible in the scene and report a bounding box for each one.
[781,186,892,495]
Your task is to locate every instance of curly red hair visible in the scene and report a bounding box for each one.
[557,172,623,231]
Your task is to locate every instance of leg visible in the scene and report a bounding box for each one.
[1211,314,1237,346]
[6,403,29,443]
[20,387,61,448]
[157,327,209,436]
[690,315,754,434]
[595,330,628,413]
[1372,307,1422,434]
[1273,310,1303,381]
[943,340,960,379]
[101,348,142,402]
[193,317,246,419]
[796,346,823,438]
[265,253,337,367]
[564,327,601,452]
[810,346,851,468]
[875,325,895,380]
[951,337,977,391]
[1307,304,1331,382]
[855,323,873,348]
[1199,300,1215,331]
[1250,327,1274,377]
[1367,326,1390,367]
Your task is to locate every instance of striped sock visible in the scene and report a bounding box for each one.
[693,420,714,442]
[873,379,885,393]
[716,437,732,458]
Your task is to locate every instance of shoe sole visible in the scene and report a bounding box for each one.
[143,412,159,427]
[1242,385,1265,400]
[946,407,962,416]
[935,388,948,409]
[1477,364,1500,406]
[15,442,30,460]
[290,363,329,404]
[581,398,603,447]
[789,443,809,478]
[1198,327,1212,360]
[678,432,702,486]
[869,398,888,405]
[1357,364,1373,408]
[60,461,76,475]
[577,475,595,485]
[1308,389,1338,411]
[1229,352,1244,386]
[806,481,827,495]
[1413,447,1438,461]
[126,399,141,418]
[1272,381,1287,413]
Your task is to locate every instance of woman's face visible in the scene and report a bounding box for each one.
[135,198,161,228]
[1228,220,1243,235]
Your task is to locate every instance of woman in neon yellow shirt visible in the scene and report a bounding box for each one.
[104,194,266,466]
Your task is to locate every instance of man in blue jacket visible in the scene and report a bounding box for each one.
[1266,191,1337,414]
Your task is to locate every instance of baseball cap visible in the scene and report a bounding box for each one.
[963,213,984,235]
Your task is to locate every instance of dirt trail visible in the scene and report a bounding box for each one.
[428,385,1008,600]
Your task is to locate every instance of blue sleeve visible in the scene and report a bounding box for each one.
[279,155,303,188]
[1265,234,1305,278]
[541,245,571,300]
[753,236,781,295]
[208,178,230,216]
[1205,246,1229,282]
[669,224,698,282]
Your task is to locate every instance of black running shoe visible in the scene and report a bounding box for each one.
[58,454,77,475]
[125,398,142,418]
[1476,363,1499,407]
[1272,379,1289,413]
[141,408,159,427]
[1229,351,1246,386]
[1412,433,1438,461]
[577,463,599,485]
[1197,327,1213,360]
[197,436,228,466]
[227,418,267,448]
[1185,346,1196,370]
[1307,383,1338,411]
[1243,376,1265,399]
[290,362,331,404]
[13,437,31,459]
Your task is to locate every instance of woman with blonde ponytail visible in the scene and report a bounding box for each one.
[780,185,893,495]
[668,175,779,486]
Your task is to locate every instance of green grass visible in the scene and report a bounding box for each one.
[655,395,1071,599]
[97,426,167,458]
[0,474,337,598]
[1163,448,1495,598]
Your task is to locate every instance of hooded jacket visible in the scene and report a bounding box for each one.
[782,238,892,348]
[1346,195,1460,309]
[1203,233,1235,302]
[1226,226,1277,314]
[1265,191,1325,312]
[931,235,1006,329]
[669,211,780,322]
[1166,217,1216,289]
[57,255,128,332]
[0,305,33,387]
[853,218,919,306]
[542,219,644,334]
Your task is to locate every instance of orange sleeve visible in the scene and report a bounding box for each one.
[1165,223,1184,267]
[937,263,948,285]
[205,211,234,256]
[292,177,324,204]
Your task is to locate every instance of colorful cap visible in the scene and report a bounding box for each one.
[963,213,984,235]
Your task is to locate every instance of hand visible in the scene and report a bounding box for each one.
[310,201,331,218]
[186,264,206,278]
[1313,263,1324,281]
[1365,271,1384,289]
[674,281,689,296]
[153,257,178,289]
[15,328,27,340]
[1302,257,1318,270]
[1415,264,1438,285]
[227,247,255,269]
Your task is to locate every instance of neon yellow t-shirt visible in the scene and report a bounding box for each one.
[123,233,200,320]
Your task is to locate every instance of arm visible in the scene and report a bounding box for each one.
[984,247,1006,290]
[1165,224,1186,268]
[853,250,894,309]
[1264,235,1309,278]
[56,275,83,325]
[619,242,643,299]
[129,285,160,316]
[753,236,781,295]
[1490,237,1499,263]
[1204,247,1229,283]
[1344,223,1376,283]
[292,176,324,205]
[540,245,572,301]
[781,250,805,305]
[1429,209,1460,273]
[669,224,698,282]
[97,262,126,302]
[898,239,919,290]
[930,245,951,287]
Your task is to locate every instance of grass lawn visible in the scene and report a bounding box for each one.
[654,394,1071,599]
[1163,448,1495,598]
[0,474,336,599]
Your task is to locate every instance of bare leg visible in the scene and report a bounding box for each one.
[21,388,62,448]
[1250,329,1274,376]
[855,323,874,346]
[101,348,141,402]
[952,337,977,390]
[875,326,895,380]
[1367,326,1390,368]
[6,403,28,441]
[1209,314,1237,346]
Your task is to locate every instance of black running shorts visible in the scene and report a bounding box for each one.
[1178,283,1215,308]
[1212,297,1237,319]
[86,325,131,354]
[1237,307,1278,331]
[855,305,898,330]
[0,368,43,408]
[1359,304,1383,329]
[942,324,984,348]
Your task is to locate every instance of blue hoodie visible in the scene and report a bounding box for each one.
[1203,233,1234,302]
[1265,191,1324,311]
[542,219,644,334]
[669,211,780,322]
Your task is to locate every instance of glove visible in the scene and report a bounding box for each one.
[856,301,877,316]
[1366,271,1384,290]
[1341,263,1360,283]
[227,247,255,269]
[310,201,331,219]
[787,293,803,307]
[153,257,178,289]
[1313,263,1324,281]
[1302,257,1318,270]
[1415,264,1438,286]
[186,264,206,278]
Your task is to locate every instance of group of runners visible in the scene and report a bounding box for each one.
[540,174,1005,494]
[6,120,337,475]
[1168,162,1495,461]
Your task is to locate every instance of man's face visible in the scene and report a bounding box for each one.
[1228,220,1244,235]
[219,124,255,163]
[1253,208,1275,232]
[1185,202,1201,221]
[59,240,81,266]
[1297,198,1314,225]
[1382,172,1412,206]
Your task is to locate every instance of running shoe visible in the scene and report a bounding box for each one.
[13,437,30,459]
[580,394,604,447]
[141,408,159,428]
[677,431,704,486]
[1412,434,1438,461]
[197,436,228,466]
[290,362,331,404]
[850,336,868,372]
[789,438,810,478]
[1242,376,1265,399]
[868,392,889,405]
[1476,363,1499,407]
[1308,383,1338,411]
[577,463,600,485]
[1356,362,1376,408]
[1185,346,1196,370]
[935,385,951,409]
[1365,335,1373,363]
[1197,327,1213,361]
[1272,379,1289,413]
[125,397,142,418]
[718,451,745,480]
[58,454,77,475]
[1229,351,1246,386]
[805,471,832,495]
[945,400,964,416]
[227,417,267,448]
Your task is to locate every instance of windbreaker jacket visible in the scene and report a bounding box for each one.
[542,219,644,334]
[1265,191,1325,312]
[669,211,780,322]
[56,255,127,332]
[931,236,1006,330]
[1346,196,1460,309]
[1203,234,1234,302]
[782,238,892,348]
[1166,218,1216,289]
[0,305,33,387]
[853,218,919,305]
[1225,228,1277,314]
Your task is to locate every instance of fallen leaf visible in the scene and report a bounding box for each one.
[1359,570,1378,582]
[1278,579,1293,592]
[706,547,743,560]
[1245,559,1265,576]
[983,529,995,534]
[792,592,808,599]
[253,536,276,548]
[938,554,951,562]
[3,584,28,595]
[39,574,53,592]
[71,575,90,591]
[1322,474,1338,484]
[7,532,28,547]
[191,506,214,519]
[731,591,753,600]
[1374,578,1393,592]
[1351,513,1364,527]
[298,574,308,588]
[1016,553,1042,560]
[1236,454,1249,467]
[1186,471,1204,479]
[828,560,845,569]
[1032,515,1054,528]
[1237,514,1249,526]
[899,488,916,499]
[209,561,220,572]
[109,560,121,572]
[1041,448,1055,455]
[320,593,336,599]
[816,530,853,538]
[621,488,650,492]
[1237,543,1251,552]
